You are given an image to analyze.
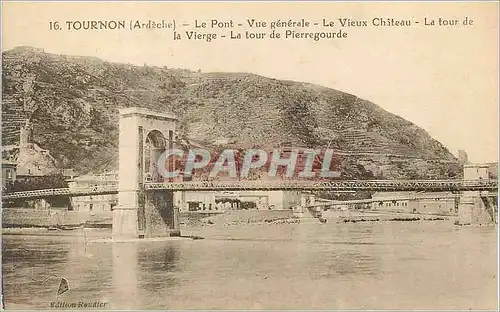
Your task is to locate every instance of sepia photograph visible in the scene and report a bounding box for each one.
[1,1,498,310]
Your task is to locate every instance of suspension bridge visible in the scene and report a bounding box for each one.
[3,107,498,238]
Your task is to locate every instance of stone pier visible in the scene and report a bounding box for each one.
[112,107,180,239]
[309,194,316,207]
[292,192,318,219]
[457,164,496,225]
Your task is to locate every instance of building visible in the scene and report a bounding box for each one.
[16,121,60,178]
[408,193,456,215]
[169,146,316,213]
[1,161,17,188]
[371,191,411,212]
[487,163,498,179]
[174,190,301,212]
[371,191,457,215]
[464,163,489,180]
[2,121,76,187]
[67,172,118,212]
[327,200,371,211]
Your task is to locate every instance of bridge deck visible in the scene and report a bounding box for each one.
[144,180,498,192]
[2,179,498,199]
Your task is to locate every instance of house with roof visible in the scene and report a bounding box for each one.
[371,191,456,215]
[67,172,118,212]
[2,160,17,188]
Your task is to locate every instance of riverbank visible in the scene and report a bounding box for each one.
[1,208,112,229]
[1,209,294,229]
[181,210,294,227]
[2,209,457,234]
[182,209,454,227]
[321,210,452,223]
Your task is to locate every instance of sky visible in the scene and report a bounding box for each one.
[2,1,498,163]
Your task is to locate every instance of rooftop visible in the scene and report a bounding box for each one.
[119,107,177,120]
[464,163,491,168]
[68,172,118,182]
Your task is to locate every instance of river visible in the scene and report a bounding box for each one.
[2,221,498,310]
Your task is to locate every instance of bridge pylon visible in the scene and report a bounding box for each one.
[112,107,180,239]
[457,164,497,225]
[292,192,319,219]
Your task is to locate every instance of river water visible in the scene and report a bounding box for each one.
[2,221,498,310]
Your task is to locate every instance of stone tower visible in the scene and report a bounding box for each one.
[19,120,34,149]
[458,150,468,165]
[16,119,58,176]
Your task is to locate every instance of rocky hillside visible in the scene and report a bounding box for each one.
[2,46,460,178]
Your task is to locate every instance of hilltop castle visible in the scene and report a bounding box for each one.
[15,120,59,177]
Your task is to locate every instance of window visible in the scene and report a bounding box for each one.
[188,202,199,211]
[6,169,12,180]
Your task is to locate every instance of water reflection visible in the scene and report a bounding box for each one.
[2,237,70,267]
[137,243,180,303]
[60,239,112,304]
[289,224,380,279]
[111,243,141,309]
[137,243,180,273]
[110,242,181,309]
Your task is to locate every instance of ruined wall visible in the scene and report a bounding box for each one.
[2,208,112,228]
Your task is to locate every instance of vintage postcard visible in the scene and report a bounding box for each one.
[1,1,498,310]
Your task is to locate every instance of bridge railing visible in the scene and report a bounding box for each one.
[1,179,498,199]
[143,179,498,191]
[2,185,118,199]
